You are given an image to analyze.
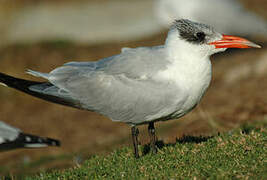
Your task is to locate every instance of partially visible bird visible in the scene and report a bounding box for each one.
[0,121,60,151]
[0,19,260,157]
[155,0,267,37]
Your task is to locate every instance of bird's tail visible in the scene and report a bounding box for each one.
[0,132,60,151]
[0,72,79,108]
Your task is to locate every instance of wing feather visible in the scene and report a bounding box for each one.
[27,45,183,124]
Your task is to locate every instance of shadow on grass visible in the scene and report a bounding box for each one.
[142,135,213,155]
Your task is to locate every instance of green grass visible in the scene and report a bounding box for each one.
[22,122,267,180]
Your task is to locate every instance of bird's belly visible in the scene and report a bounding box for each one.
[164,79,211,121]
[171,97,199,119]
[118,82,209,125]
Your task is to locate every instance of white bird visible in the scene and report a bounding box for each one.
[0,121,60,151]
[0,19,260,157]
[155,0,267,37]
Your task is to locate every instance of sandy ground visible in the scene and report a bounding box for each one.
[0,0,266,176]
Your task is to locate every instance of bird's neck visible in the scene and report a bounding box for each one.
[157,34,212,90]
[165,50,211,85]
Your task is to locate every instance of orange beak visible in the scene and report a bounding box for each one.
[209,35,261,49]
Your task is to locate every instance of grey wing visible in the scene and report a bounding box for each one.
[63,45,168,79]
[103,46,169,79]
[0,121,60,150]
[28,45,183,124]
[51,70,183,124]
[29,67,184,124]
[0,121,20,142]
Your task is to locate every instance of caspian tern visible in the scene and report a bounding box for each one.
[155,0,267,37]
[0,121,60,151]
[0,19,260,157]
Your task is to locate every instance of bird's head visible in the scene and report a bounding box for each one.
[166,19,261,58]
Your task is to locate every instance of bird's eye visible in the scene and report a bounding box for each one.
[195,32,206,41]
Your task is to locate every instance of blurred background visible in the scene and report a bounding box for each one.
[0,0,266,176]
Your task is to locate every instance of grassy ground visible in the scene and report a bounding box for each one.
[11,121,264,179]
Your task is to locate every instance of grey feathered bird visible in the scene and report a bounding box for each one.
[0,19,260,157]
[0,121,60,151]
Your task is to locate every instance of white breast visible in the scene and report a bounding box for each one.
[155,56,212,117]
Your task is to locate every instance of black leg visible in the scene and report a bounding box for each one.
[131,126,139,158]
[148,122,157,154]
